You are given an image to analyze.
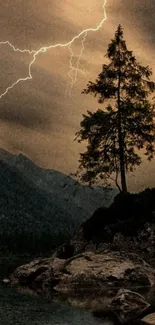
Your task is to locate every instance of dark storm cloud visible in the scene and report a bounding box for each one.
[0,67,69,131]
[0,1,64,47]
[0,0,93,48]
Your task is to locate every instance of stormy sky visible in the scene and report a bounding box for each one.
[0,0,155,191]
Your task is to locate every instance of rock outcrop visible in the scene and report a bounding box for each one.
[10,251,155,294]
[109,289,151,322]
[93,289,152,323]
[61,190,155,263]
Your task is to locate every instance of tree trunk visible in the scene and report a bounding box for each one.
[118,122,127,193]
[117,54,128,193]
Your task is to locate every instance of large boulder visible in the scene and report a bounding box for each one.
[10,257,65,287]
[54,252,155,294]
[10,251,155,295]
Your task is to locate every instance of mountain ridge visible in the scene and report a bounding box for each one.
[0,148,117,254]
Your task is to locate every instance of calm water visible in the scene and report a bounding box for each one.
[1,256,155,325]
[0,283,109,325]
[0,257,107,325]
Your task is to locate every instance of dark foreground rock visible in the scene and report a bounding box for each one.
[109,289,151,322]
[10,250,155,323]
[10,251,155,293]
[93,289,153,324]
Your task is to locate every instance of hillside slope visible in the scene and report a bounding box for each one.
[0,149,117,254]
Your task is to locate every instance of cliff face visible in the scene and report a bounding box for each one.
[0,149,117,254]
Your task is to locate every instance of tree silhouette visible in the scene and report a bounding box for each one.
[75,25,155,193]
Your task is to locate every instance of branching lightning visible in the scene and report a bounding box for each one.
[0,0,107,100]
[65,31,88,98]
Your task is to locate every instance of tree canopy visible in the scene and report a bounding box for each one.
[75,25,155,193]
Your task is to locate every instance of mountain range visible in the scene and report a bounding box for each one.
[0,149,117,254]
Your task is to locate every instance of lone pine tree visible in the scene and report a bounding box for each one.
[75,25,155,193]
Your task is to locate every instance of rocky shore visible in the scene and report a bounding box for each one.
[9,189,155,323]
[9,250,155,323]
[10,251,155,291]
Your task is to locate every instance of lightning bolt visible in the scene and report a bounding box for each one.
[0,0,107,100]
[65,31,88,98]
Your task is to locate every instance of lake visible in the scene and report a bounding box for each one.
[0,256,108,325]
[1,256,155,325]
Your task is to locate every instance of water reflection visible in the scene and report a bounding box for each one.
[2,282,155,325]
[0,283,108,325]
[1,255,155,325]
[1,282,155,325]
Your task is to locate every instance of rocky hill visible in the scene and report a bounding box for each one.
[56,190,155,263]
[0,149,117,254]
